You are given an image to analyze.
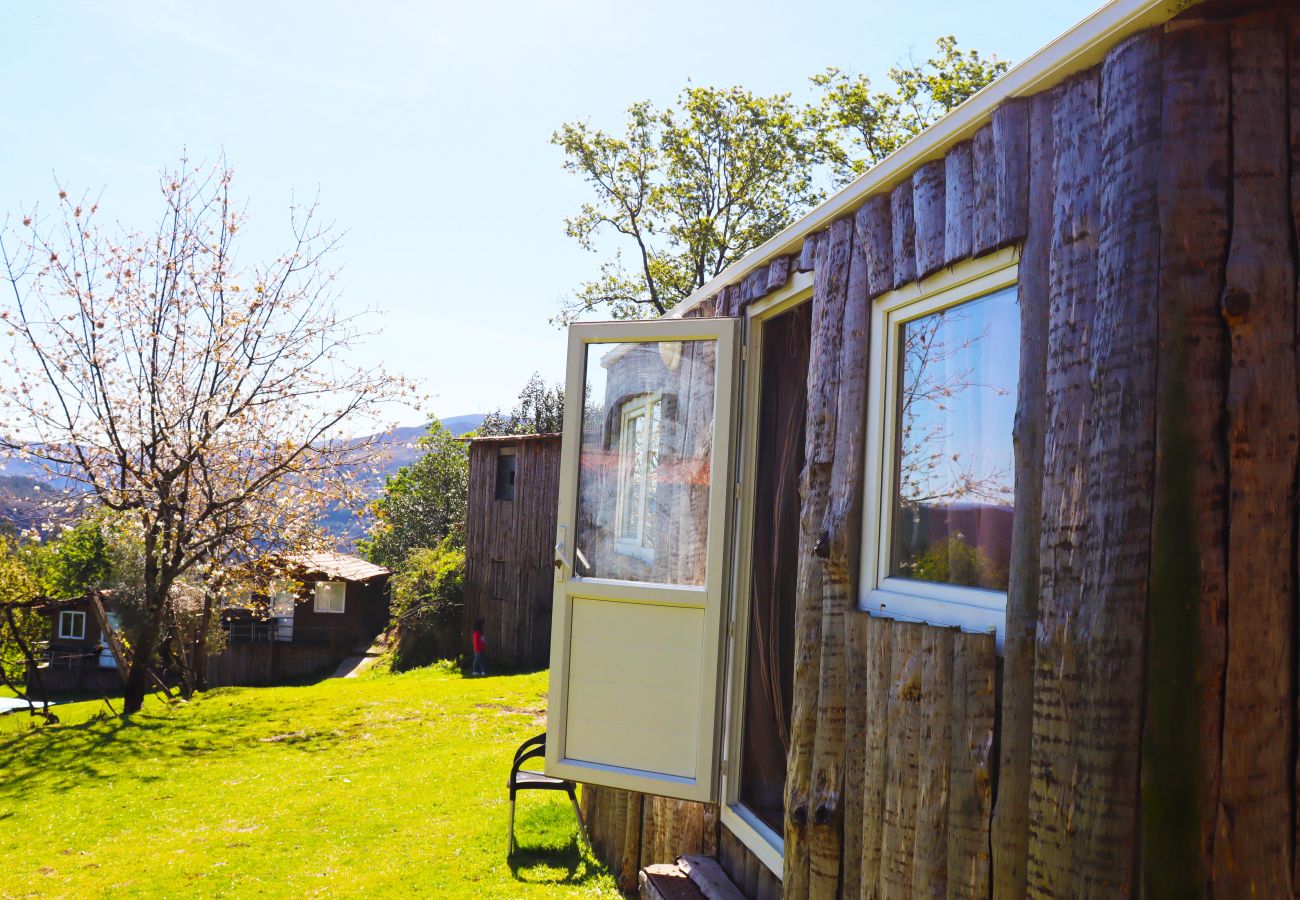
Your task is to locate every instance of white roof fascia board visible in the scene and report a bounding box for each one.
[668,0,1188,319]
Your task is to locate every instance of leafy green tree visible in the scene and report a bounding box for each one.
[905,535,1003,590]
[555,37,1006,320]
[360,420,469,569]
[813,37,1009,185]
[553,86,825,322]
[0,538,43,690]
[22,514,114,599]
[388,536,465,671]
[479,372,565,436]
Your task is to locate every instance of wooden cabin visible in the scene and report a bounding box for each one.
[541,0,1300,895]
[30,592,125,693]
[463,433,561,669]
[229,551,392,651]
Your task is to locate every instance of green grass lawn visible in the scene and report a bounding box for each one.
[0,666,620,898]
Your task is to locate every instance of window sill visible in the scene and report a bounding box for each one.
[860,580,1003,652]
[719,802,783,878]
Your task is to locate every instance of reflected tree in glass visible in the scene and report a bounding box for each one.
[891,287,1019,591]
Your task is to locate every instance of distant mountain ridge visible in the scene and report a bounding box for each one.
[0,414,487,545]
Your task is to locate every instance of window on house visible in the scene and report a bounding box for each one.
[614,392,661,553]
[58,610,86,640]
[313,581,346,614]
[495,447,517,501]
[861,260,1019,642]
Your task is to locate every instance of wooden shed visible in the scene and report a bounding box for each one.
[464,433,561,670]
[540,0,1300,895]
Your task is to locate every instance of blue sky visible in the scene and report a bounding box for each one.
[0,0,1097,426]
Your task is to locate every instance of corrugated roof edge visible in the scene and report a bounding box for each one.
[667,0,1190,319]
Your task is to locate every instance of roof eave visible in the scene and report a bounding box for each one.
[668,0,1189,319]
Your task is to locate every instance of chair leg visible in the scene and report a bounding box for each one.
[508,796,516,855]
[568,788,590,852]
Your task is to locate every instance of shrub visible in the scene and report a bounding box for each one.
[389,536,465,672]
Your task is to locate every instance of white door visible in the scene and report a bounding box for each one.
[545,317,739,803]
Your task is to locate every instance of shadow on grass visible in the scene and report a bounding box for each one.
[506,801,614,888]
[0,691,351,804]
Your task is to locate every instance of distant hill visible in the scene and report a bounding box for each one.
[0,414,487,547]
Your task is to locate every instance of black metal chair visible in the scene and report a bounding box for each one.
[507,732,588,854]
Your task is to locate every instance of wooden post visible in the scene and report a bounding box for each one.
[859,615,893,900]
[890,179,917,288]
[1075,29,1161,889]
[1143,21,1230,896]
[944,140,974,266]
[911,159,946,281]
[857,194,893,299]
[947,630,996,899]
[809,210,871,895]
[1026,67,1101,896]
[993,98,1031,247]
[991,86,1054,900]
[911,627,954,896]
[840,614,870,900]
[971,123,998,257]
[1213,15,1297,895]
[878,622,924,896]
[784,215,853,896]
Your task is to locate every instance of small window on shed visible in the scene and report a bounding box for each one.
[313,582,346,614]
[59,610,86,640]
[495,447,517,501]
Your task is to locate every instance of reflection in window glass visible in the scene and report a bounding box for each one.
[575,340,716,585]
[891,286,1018,592]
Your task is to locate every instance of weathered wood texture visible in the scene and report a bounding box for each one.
[911,159,946,280]
[463,435,561,669]
[856,619,996,898]
[1025,67,1103,897]
[889,180,917,288]
[944,140,975,266]
[582,784,719,895]
[990,87,1054,900]
[785,214,854,897]
[1212,14,1297,896]
[1142,21,1230,897]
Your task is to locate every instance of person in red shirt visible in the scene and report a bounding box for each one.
[471,618,487,676]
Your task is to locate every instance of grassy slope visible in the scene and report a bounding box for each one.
[0,668,618,899]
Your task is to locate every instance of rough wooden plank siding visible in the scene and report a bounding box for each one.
[464,437,561,669]
[1213,15,1298,896]
[889,179,917,288]
[944,140,975,266]
[857,194,893,299]
[947,631,996,899]
[1142,21,1230,896]
[1026,68,1102,897]
[990,86,1054,900]
[971,123,998,257]
[912,627,955,896]
[857,620,996,898]
[878,622,924,896]
[1066,30,1161,892]
[840,615,870,900]
[809,206,872,896]
[992,98,1031,247]
[785,215,854,896]
[911,159,947,280]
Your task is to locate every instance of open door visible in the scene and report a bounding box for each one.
[545,316,739,802]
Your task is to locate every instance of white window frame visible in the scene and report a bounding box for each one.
[313,581,346,614]
[613,390,661,559]
[58,610,86,640]
[858,248,1019,650]
[717,270,814,878]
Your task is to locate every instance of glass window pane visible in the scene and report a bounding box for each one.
[576,339,716,585]
[891,286,1018,592]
